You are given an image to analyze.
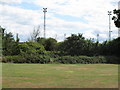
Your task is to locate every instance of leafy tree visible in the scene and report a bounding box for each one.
[37,37,46,45]
[37,37,58,51]
[98,41,108,55]
[0,26,4,56]
[3,32,15,55]
[44,38,57,51]
[112,9,120,28]
[1,26,20,56]
[60,34,86,56]
[19,41,45,55]
[83,39,98,56]
[107,37,120,56]
[0,26,5,39]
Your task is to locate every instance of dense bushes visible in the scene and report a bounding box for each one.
[104,56,119,64]
[56,56,119,64]
[19,42,45,55]
[2,55,119,64]
[2,56,21,63]
[2,55,51,63]
[55,56,107,64]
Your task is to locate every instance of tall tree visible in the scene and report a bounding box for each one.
[0,26,5,56]
[44,38,57,51]
[60,34,86,56]
[1,26,20,56]
[112,9,120,28]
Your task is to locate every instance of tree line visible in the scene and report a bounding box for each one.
[0,26,119,64]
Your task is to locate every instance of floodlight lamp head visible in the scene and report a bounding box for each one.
[43,8,47,10]
[43,8,47,12]
[108,11,112,13]
[108,14,112,15]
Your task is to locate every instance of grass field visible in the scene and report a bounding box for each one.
[2,63,118,88]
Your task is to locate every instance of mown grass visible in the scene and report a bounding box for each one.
[2,63,118,88]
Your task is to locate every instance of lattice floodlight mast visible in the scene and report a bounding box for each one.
[108,11,112,41]
[97,34,99,42]
[43,8,47,38]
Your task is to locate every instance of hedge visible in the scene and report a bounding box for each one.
[55,56,107,64]
[2,55,51,63]
[2,55,119,64]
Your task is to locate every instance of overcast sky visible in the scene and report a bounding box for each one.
[0,0,119,42]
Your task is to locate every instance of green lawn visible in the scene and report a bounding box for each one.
[2,63,118,88]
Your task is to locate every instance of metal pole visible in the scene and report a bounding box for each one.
[109,13,111,41]
[108,11,112,41]
[64,33,66,40]
[43,8,47,38]
[44,11,45,38]
[97,34,99,42]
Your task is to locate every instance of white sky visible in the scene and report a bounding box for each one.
[0,0,119,42]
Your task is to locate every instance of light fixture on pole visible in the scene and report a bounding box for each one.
[43,8,47,38]
[108,11,112,41]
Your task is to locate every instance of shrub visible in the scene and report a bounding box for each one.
[2,54,52,64]
[19,42,45,55]
[105,56,119,64]
[55,56,108,64]
[45,51,59,58]
[2,56,23,63]
[2,55,119,64]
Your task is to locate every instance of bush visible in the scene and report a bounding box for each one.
[55,56,108,64]
[2,54,51,64]
[105,56,119,64]
[2,56,23,63]
[19,42,45,55]
[20,53,51,63]
[45,51,60,58]
[2,55,119,64]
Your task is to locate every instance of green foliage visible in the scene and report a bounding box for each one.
[112,9,120,28]
[19,41,45,55]
[59,34,86,56]
[55,56,107,64]
[58,34,99,56]
[20,54,51,63]
[45,51,60,58]
[55,56,119,64]
[2,56,22,63]
[2,55,51,63]
[37,37,46,45]
[37,37,58,51]
[1,26,120,64]
[2,55,119,64]
[0,26,20,56]
[105,56,119,64]
[3,33,20,55]
[108,37,120,56]
[98,38,120,56]
[0,26,3,56]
